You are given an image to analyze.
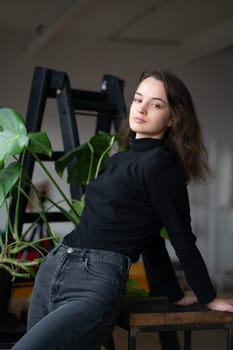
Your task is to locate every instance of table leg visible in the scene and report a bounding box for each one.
[129,327,137,350]
[184,330,191,350]
[227,327,233,350]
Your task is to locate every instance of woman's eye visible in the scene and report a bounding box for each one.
[151,103,161,109]
[133,98,141,103]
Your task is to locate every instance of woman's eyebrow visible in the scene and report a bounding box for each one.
[135,91,167,104]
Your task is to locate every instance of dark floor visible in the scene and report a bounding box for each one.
[0,321,229,350]
[113,326,227,350]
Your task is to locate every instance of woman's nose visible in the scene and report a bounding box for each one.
[138,103,147,114]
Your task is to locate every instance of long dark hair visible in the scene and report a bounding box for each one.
[121,67,209,183]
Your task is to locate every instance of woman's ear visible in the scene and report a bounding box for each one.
[168,112,178,127]
[167,116,175,127]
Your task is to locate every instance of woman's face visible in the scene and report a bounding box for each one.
[129,77,172,139]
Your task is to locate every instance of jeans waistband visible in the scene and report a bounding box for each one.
[52,243,131,273]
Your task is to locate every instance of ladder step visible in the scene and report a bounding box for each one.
[71,89,116,112]
[24,212,68,223]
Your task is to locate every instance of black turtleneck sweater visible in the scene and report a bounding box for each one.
[63,138,216,304]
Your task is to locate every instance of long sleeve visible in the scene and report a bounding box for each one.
[142,235,184,302]
[144,153,216,304]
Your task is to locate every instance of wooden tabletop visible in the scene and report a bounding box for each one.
[118,297,233,328]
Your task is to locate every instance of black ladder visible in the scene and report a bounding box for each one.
[9,66,126,236]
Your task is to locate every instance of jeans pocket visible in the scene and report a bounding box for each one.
[83,258,122,286]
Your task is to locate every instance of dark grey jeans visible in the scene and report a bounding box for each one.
[12,244,131,350]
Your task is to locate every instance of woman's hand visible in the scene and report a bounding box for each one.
[207,298,233,312]
[174,290,198,306]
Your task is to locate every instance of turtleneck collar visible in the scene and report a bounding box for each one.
[129,137,164,152]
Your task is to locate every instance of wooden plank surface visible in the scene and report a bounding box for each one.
[129,310,233,327]
[119,297,233,328]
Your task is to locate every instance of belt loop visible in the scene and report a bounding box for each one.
[126,256,131,272]
[51,243,61,255]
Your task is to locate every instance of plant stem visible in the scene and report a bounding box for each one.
[13,151,26,241]
[0,263,31,279]
[32,152,78,215]
[87,142,94,184]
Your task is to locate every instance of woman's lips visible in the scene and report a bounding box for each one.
[134,117,146,124]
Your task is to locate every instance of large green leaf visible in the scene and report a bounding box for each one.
[28,132,52,157]
[0,161,21,207]
[0,108,29,162]
[55,142,88,178]
[55,133,121,185]
[68,196,85,224]
[66,143,92,185]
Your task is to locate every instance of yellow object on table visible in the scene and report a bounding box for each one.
[129,261,149,292]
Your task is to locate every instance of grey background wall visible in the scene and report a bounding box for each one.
[0,0,233,290]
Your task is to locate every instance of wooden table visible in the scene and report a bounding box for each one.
[118,297,233,350]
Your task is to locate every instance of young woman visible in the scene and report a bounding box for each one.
[12,68,233,350]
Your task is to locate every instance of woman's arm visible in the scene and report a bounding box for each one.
[142,235,184,302]
[145,155,216,304]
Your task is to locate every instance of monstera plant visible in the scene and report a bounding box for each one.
[0,108,121,279]
[0,108,146,350]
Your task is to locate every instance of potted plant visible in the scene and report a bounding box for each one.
[0,108,121,285]
[0,108,149,332]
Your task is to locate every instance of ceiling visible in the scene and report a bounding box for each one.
[1,0,233,61]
